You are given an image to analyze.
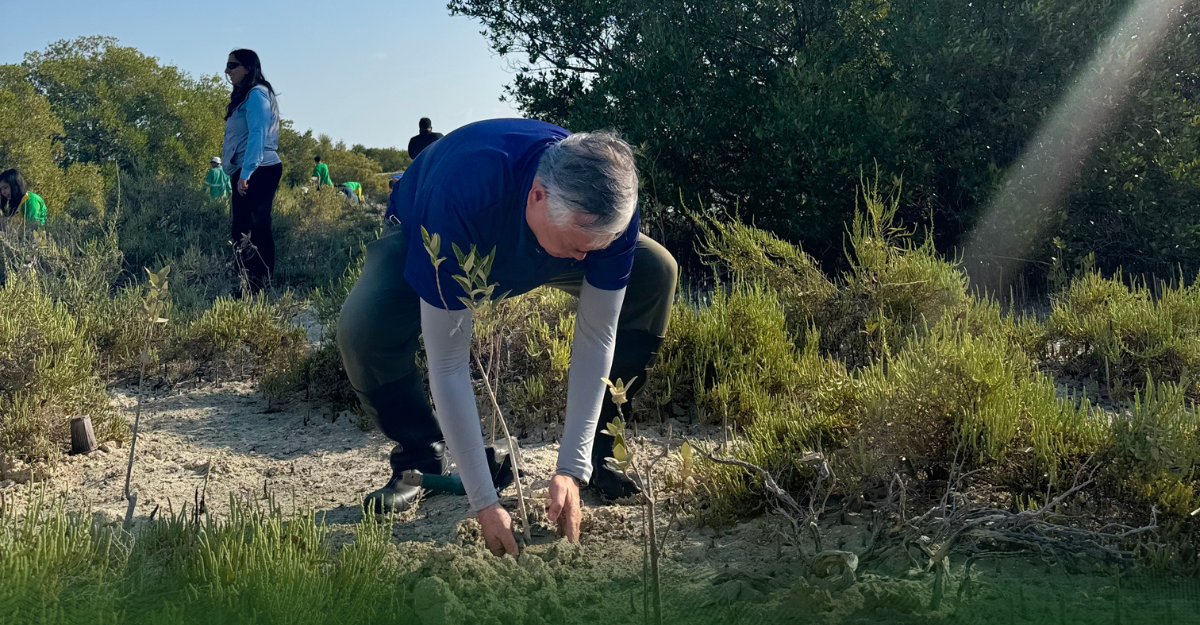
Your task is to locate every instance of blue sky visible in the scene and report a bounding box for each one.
[1,0,522,149]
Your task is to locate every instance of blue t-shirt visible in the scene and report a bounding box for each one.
[387,118,640,310]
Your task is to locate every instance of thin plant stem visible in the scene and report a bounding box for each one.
[472,348,532,542]
[123,350,147,501]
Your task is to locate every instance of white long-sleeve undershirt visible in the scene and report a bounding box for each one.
[419,280,625,512]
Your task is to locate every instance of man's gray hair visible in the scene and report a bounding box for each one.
[536,130,638,241]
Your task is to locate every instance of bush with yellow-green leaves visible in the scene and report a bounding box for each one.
[0,274,123,461]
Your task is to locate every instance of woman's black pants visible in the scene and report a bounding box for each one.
[230,164,282,293]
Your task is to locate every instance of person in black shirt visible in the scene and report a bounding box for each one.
[407,117,444,160]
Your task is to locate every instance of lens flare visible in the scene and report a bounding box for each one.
[961,0,1192,293]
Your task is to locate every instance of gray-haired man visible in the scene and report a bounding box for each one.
[337,119,677,555]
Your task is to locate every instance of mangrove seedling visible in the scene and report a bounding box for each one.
[421,226,532,542]
[124,265,171,529]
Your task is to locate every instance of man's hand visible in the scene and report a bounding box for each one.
[547,474,581,543]
[477,503,519,557]
[237,178,250,196]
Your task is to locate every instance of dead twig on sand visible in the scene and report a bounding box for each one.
[696,445,834,557]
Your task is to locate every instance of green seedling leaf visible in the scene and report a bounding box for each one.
[605,458,629,474]
[480,249,496,277]
[603,415,626,438]
[602,376,637,406]
[452,242,467,266]
[452,275,473,293]
[421,227,443,260]
[613,441,629,462]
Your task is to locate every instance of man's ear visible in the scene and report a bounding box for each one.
[529,180,547,204]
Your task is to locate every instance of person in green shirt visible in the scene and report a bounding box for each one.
[0,168,47,226]
[342,181,363,203]
[312,156,333,189]
[205,157,232,198]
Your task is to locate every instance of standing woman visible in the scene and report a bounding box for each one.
[0,169,47,226]
[222,49,282,295]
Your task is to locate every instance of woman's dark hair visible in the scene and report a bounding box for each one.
[0,169,26,217]
[225,49,275,120]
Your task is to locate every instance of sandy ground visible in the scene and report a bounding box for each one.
[5,378,789,559]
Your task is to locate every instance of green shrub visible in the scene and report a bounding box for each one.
[698,327,864,519]
[0,497,401,625]
[861,319,1108,488]
[1039,270,1200,401]
[651,284,813,428]
[821,180,970,368]
[476,288,577,430]
[695,215,835,335]
[113,170,228,274]
[176,293,308,393]
[1109,379,1200,517]
[0,274,122,461]
[273,183,346,226]
[272,187,380,293]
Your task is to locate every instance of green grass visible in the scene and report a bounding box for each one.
[0,494,405,624]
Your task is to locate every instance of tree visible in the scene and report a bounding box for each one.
[278,121,321,188]
[0,64,103,221]
[351,145,412,173]
[450,0,1199,282]
[23,36,227,179]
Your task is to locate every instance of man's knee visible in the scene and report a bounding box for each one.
[637,238,679,297]
[336,291,374,368]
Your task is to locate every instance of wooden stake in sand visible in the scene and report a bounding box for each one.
[70,416,97,455]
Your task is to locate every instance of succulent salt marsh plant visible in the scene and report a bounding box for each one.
[123,265,171,528]
[601,376,698,625]
[421,226,532,541]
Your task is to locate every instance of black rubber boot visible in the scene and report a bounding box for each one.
[589,330,665,501]
[486,446,516,494]
[366,444,517,513]
[358,373,516,513]
[365,440,449,514]
[358,375,447,514]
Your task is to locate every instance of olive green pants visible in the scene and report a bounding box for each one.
[336,225,677,470]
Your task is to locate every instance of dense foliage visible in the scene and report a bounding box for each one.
[451,0,1200,286]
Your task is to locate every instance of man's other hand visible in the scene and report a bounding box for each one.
[477,503,519,557]
[547,474,581,543]
[237,178,250,196]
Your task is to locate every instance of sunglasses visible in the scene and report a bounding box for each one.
[225,62,242,71]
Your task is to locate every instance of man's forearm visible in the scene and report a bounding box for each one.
[420,300,499,512]
[556,281,626,483]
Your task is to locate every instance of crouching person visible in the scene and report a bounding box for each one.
[336,119,676,555]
